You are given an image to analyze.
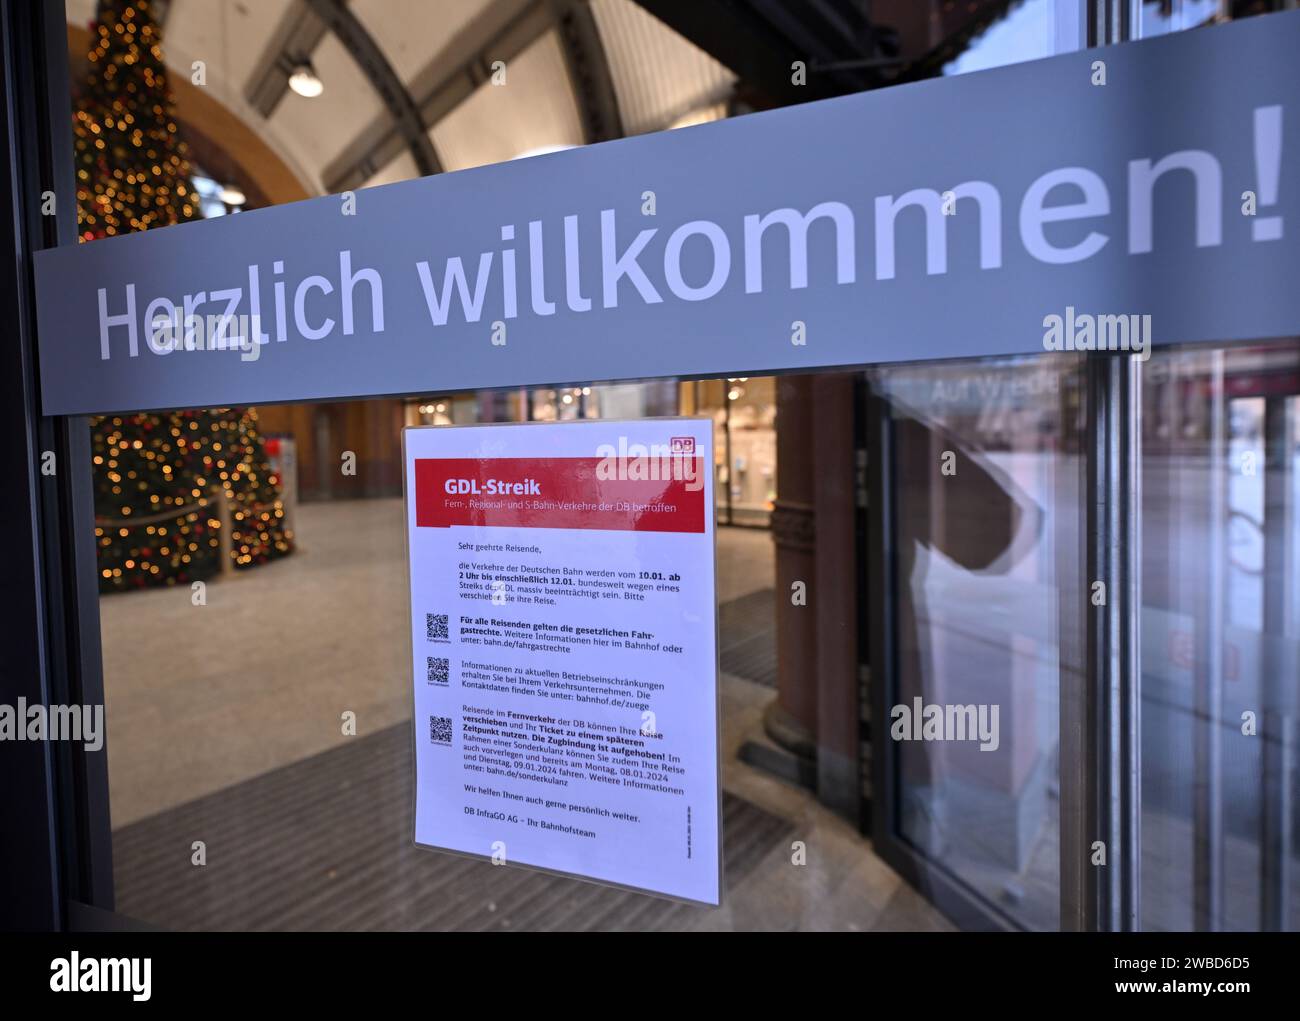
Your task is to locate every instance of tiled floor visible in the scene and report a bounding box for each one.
[114,722,798,931]
[100,498,952,931]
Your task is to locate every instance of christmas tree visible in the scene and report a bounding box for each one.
[75,0,293,592]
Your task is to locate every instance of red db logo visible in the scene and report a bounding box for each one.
[670,436,695,454]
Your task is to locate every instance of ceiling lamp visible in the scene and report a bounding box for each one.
[288,62,324,98]
[218,184,246,206]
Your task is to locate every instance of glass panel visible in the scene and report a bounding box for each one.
[723,377,777,527]
[872,355,1075,930]
[942,0,1060,76]
[691,380,732,524]
[66,0,1300,935]
[1140,341,1300,931]
[693,378,777,527]
[99,376,944,930]
[1139,0,1222,37]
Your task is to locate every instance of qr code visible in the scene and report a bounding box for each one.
[429,715,453,745]
[426,656,449,685]
[425,612,449,641]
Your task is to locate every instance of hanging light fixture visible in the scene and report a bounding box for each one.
[218,184,246,206]
[288,61,324,98]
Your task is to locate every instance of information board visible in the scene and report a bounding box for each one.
[403,418,720,904]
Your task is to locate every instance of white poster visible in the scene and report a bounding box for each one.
[403,418,720,904]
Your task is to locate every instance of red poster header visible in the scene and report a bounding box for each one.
[414,457,706,533]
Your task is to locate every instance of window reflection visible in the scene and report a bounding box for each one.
[874,356,1069,931]
[1141,342,1300,931]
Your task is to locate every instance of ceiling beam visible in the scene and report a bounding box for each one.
[304,0,441,180]
[634,0,840,105]
[321,0,554,194]
[892,1,1018,84]
[553,0,623,144]
[633,0,886,105]
[245,0,443,186]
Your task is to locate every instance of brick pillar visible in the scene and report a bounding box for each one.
[811,373,861,819]
[767,374,818,761]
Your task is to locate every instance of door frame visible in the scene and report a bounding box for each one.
[0,0,114,930]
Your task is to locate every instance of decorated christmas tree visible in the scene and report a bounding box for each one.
[75,0,293,592]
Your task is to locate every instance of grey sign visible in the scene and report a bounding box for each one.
[34,13,1300,415]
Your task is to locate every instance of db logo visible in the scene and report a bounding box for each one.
[670,436,695,454]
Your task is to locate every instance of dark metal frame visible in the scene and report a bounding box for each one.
[1069,0,1142,936]
[1068,353,1142,932]
[0,0,112,931]
[1193,351,1226,930]
[1259,393,1295,929]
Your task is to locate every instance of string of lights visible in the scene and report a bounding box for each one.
[75,0,293,592]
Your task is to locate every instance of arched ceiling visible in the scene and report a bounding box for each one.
[65,0,737,203]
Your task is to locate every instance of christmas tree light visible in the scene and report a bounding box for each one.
[75,0,293,592]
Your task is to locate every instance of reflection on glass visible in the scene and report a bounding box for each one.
[1140,0,1222,38]
[98,379,858,931]
[1141,342,1300,932]
[694,377,777,526]
[942,0,1056,77]
[874,356,1070,931]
